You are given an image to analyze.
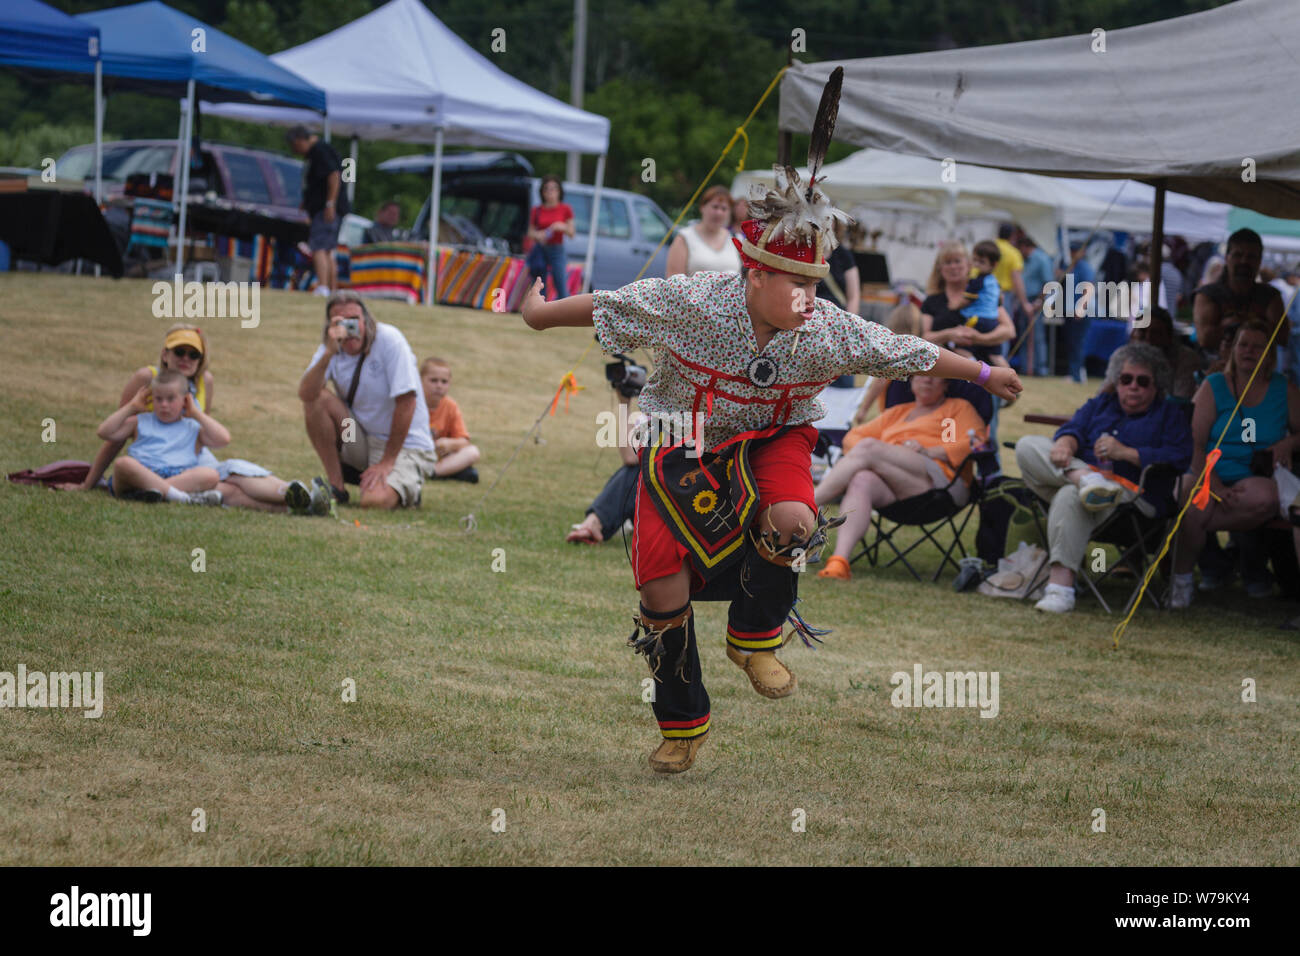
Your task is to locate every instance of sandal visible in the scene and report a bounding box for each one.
[817,555,851,580]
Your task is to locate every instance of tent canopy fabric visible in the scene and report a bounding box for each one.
[202,0,609,153]
[0,0,99,73]
[778,0,1300,218]
[732,149,1156,254]
[1054,178,1229,242]
[75,1,325,110]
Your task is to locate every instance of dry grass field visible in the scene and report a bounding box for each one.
[1,272,1296,865]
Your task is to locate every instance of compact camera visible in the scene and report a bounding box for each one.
[340,318,362,338]
[605,352,647,398]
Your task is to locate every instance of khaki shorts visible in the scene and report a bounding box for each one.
[339,418,436,508]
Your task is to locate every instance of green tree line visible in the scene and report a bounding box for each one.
[2,0,1229,223]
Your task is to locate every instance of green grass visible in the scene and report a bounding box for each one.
[1,273,1297,866]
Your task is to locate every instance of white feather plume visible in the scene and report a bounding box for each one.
[747,165,850,251]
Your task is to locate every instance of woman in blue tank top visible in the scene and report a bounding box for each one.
[1170,320,1300,608]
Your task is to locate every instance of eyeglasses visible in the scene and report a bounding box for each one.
[171,347,202,360]
[1119,373,1152,388]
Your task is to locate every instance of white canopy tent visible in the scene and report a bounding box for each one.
[777,0,1300,287]
[203,0,611,301]
[777,0,1300,217]
[732,149,1155,260]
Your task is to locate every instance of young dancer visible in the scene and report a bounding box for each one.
[521,73,1021,773]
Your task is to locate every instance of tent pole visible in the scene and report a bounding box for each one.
[583,153,605,293]
[93,60,103,278]
[1150,180,1166,317]
[93,61,103,208]
[426,127,444,306]
[566,0,587,184]
[940,190,956,231]
[347,135,358,206]
[175,78,196,276]
[323,115,330,143]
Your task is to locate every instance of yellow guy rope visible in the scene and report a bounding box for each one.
[629,65,789,283]
[462,67,790,532]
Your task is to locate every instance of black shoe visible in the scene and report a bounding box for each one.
[325,480,349,504]
[309,477,337,516]
[284,479,311,515]
[447,467,479,483]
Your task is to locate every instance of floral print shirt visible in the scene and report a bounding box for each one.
[593,271,940,449]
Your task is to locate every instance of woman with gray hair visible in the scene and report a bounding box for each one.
[1014,342,1193,613]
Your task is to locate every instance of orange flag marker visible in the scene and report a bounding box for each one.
[549,372,583,416]
[1192,449,1222,510]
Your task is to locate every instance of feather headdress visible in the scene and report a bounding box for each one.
[740,66,850,273]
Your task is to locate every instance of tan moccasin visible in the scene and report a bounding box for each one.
[649,732,708,773]
[726,644,797,699]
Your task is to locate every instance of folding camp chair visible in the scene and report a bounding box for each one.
[124,197,174,260]
[1011,458,1181,614]
[849,380,1000,582]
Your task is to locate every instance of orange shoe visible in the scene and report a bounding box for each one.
[818,555,851,580]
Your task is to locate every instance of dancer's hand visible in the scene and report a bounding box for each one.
[983,366,1023,401]
[521,277,547,325]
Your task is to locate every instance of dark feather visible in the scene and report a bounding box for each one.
[806,65,844,197]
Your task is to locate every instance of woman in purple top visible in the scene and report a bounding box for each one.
[1015,343,1192,613]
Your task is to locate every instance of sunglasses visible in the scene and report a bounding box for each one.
[1119,373,1152,388]
[171,347,202,360]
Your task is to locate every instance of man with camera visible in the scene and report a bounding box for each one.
[299,291,437,509]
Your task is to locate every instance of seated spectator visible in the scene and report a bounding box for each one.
[362,201,403,244]
[420,357,481,482]
[851,301,923,425]
[63,324,326,514]
[1169,319,1300,607]
[1015,343,1192,614]
[1192,228,1286,361]
[814,376,987,581]
[1130,306,1204,402]
[567,391,642,544]
[96,369,229,505]
[919,241,1016,438]
[920,241,1015,368]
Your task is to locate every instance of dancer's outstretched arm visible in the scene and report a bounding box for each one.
[521,278,594,330]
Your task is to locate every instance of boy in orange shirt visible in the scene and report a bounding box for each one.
[420,357,481,482]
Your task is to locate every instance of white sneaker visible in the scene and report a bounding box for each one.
[1078,471,1121,512]
[313,285,332,297]
[186,490,224,506]
[1168,573,1195,609]
[1035,583,1075,613]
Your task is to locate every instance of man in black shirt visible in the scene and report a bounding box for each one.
[287,126,350,296]
[815,221,860,314]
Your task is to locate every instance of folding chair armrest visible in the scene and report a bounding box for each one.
[1134,461,1181,495]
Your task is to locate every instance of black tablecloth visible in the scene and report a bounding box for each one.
[0,191,124,277]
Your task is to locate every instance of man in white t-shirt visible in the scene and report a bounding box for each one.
[299,292,437,508]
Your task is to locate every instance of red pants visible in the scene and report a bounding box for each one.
[631,425,818,589]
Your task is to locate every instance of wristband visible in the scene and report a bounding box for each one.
[976,361,992,386]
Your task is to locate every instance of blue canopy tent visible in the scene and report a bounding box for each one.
[72,1,326,272]
[0,0,104,205]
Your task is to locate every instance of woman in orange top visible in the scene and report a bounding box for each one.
[814,376,987,579]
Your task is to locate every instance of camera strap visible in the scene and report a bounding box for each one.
[344,348,367,409]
